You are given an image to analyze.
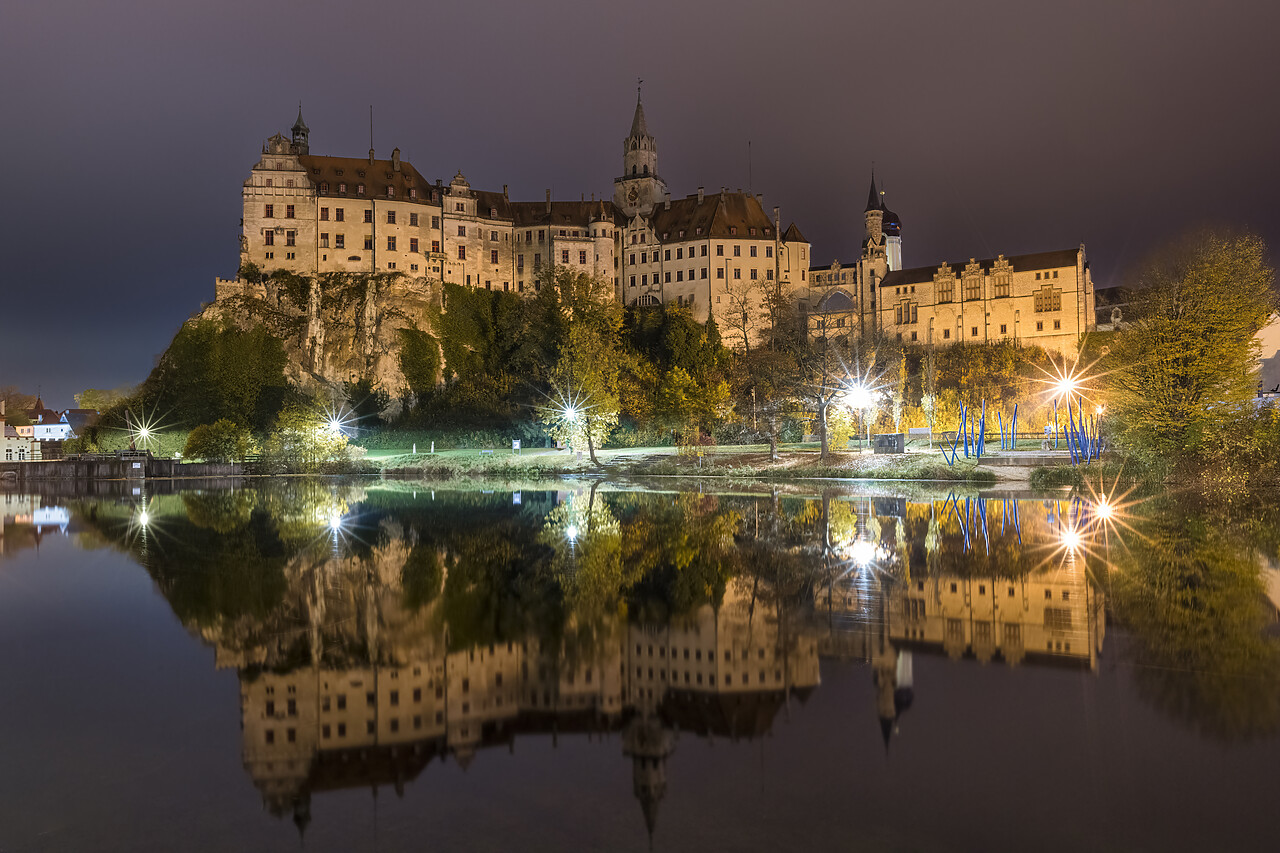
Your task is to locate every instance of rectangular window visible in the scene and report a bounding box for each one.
[387,211,396,224]
[264,204,274,218]
[517,254,524,269]
[750,245,757,257]
[1000,323,1007,334]
[676,270,683,282]
[579,250,587,264]
[387,236,396,251]
[972,326,979,337]
[1054,319,1061,329]
[733,245,741,257]
[335,234,344,248]
[1036,320,1044,331]
[320,233,329,248]
[364,236,373,250]
[943,328,951,339]
[458,246,466,260]
[490,230,498,241]
[491,249,499,264]
[410,237,418,253]
[766,269,774,280]
[431,240,439,252]
[432,216,440,228]
[335,208,345,222]
[320,207,329,221]
[285,205,295,219]
[561,250,570,264]
[716,268,725,279]
[457,225,466,237]
[716,245,724,256]
[263,230,274,246]
[733,268,741,279]
[766,246,773,258]
[538,230,545,243]
[410,212,419,226]
[749,268,757,280]
[364,209,373,223]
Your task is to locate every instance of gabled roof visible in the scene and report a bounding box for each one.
[782,222,807,243]
[879,248,1082,289]
[648,191,775,241]
[297,155,433,204]
[510,199,613,228]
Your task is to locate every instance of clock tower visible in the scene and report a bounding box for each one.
[613,91,667,218]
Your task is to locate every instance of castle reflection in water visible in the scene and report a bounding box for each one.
[155,488,1101,838]
[0,484,1106,838]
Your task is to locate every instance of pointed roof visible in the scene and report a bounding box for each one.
[782,222,807,243]
[629,95,651,139]
[292,104,308,134]
[865,174,880,212]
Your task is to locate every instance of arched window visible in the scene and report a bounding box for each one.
[632,165,637,175]
[643,165,649,175]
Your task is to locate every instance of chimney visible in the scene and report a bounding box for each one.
[545,189,552,214]
[697,186,704,203]
[664,192,671,210]
[503,184,509,201]
[368,148,375,164]
[756,193,763,203]
[391,147,401,171]
[1,400,5,418]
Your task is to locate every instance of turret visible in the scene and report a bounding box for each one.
[290,104,310,155]
[863,174,884,248]
[614,90,668,218]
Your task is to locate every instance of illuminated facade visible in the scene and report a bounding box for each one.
[805,177,1096,354]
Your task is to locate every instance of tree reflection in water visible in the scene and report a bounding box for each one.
[51,480,1280,837]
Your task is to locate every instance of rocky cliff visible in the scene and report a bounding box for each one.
[203,271,438,395]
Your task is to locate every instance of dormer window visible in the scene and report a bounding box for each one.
[730,226,738,236]
[320,182,329,193]
[357,184,365,195]
[409,188,417,199]
[679,230,685,238]
[696,227,703,235]
[662,232,669,240]
[338,183,346,193]
[387,186,395,197]
[749,227,757,236]
[764,228,771,236]
[490,207,498,218]
[311,168,320,175]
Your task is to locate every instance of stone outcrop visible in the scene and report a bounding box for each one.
[200,272,438,396]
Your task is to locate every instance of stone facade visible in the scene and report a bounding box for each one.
[224,98,810,361]
[805,176,1096,354]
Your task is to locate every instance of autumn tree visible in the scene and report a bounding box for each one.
[1105,229,1276,464]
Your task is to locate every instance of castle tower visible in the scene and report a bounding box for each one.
[859,174,891,336]
[623,714,675,844]
[613,91,668,218]
[291,104,310,155]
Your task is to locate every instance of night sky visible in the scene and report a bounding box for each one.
[3,0,1278,403]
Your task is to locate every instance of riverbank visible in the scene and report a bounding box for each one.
[374,446,1004,484]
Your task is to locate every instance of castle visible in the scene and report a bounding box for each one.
[804,176,1096,353]
[222,98,1094,360]
[230,98,812,347]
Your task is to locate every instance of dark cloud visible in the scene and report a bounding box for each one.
[3,0,1278,401]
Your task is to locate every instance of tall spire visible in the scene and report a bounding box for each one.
[291,102,308,134]
[865,172,880,212]
[630,83,650,139]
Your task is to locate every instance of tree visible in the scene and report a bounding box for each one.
[262,402,350,471]
[722,277,763,354]
[1105,229,1276,464]
[183,419,255,462]
[921,349,938,443]
[74,386,132,411]
[534,266,624,464]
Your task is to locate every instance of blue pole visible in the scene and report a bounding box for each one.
[1012,403,1018,451]
[998,411,1005,451]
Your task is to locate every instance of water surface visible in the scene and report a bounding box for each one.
[2,482,1277,852]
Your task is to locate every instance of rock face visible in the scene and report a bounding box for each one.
[204,272,438,396]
